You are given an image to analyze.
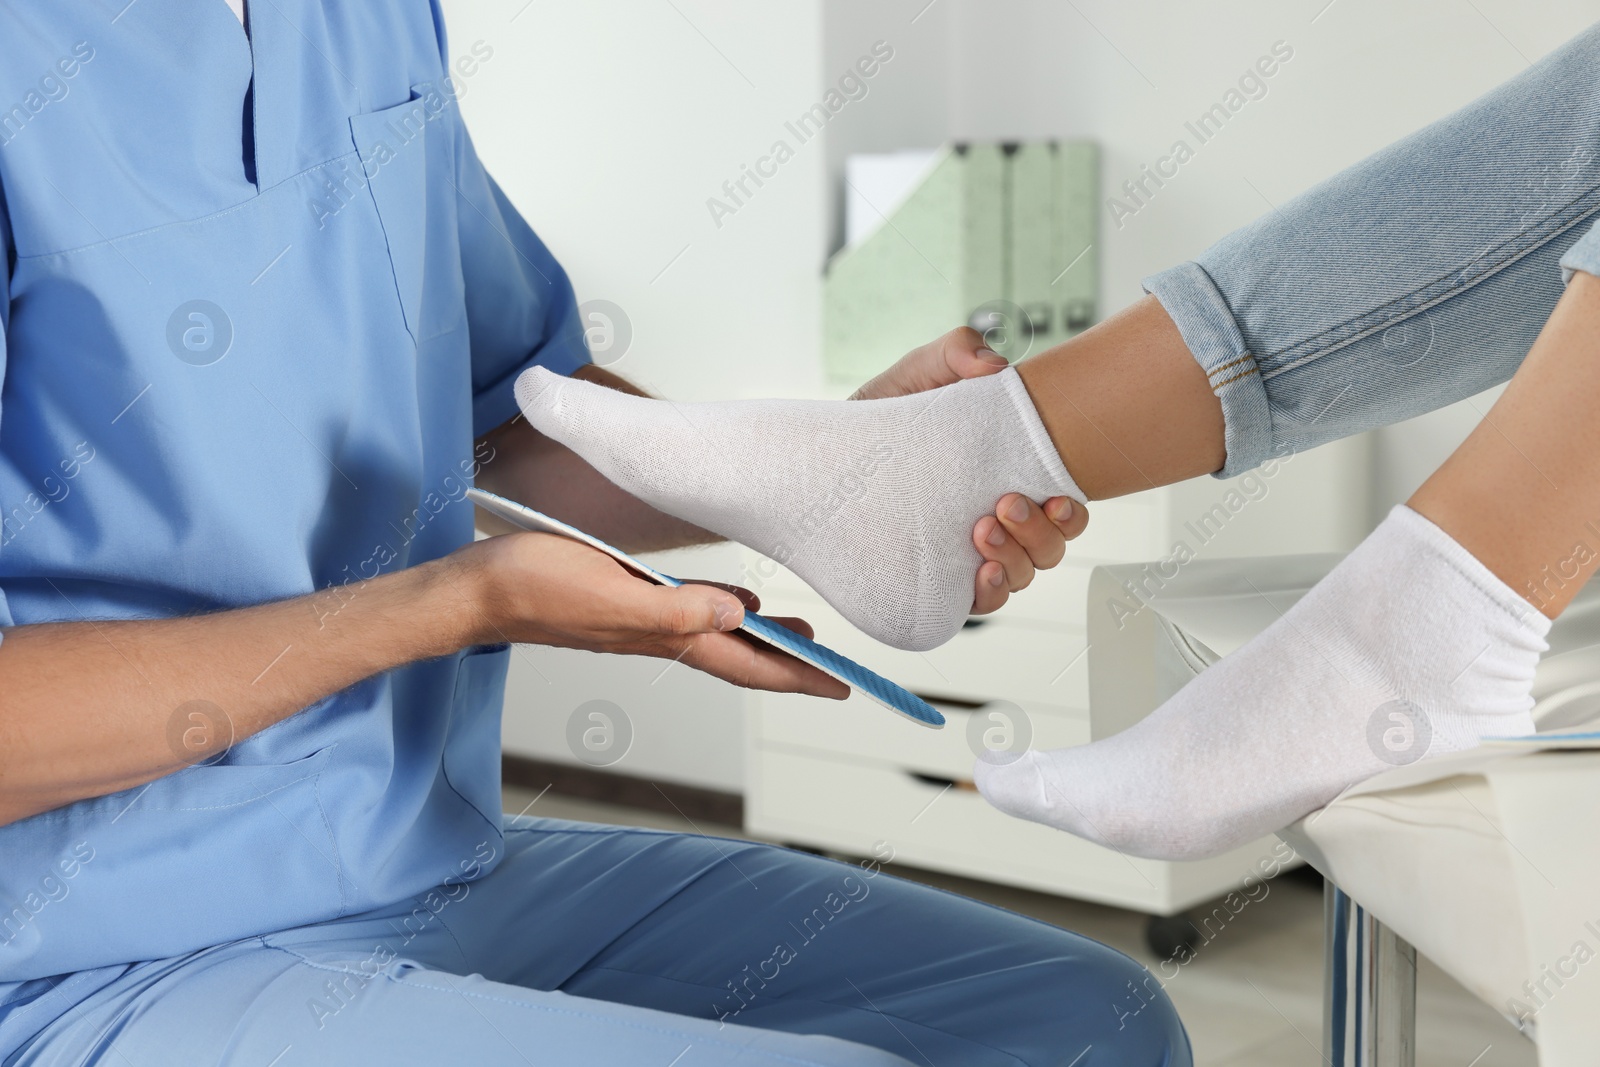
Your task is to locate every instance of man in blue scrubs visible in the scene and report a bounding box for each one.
[0,3,1189,1063]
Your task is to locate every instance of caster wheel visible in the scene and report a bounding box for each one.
[1145,913,1201,961]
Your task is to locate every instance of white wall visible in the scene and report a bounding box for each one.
[818,1,955,254]
[439,0,829,402]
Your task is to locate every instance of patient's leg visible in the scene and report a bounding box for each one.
[977,270,1600,860]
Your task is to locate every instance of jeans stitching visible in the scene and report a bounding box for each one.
[1211,367,1260,389]
[1208,354,1254,377]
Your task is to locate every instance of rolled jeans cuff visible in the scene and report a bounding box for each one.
[1143,260,1274,478]
[1559,218,1600,285]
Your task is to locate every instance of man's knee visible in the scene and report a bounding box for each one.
[1078,951,1192,1066]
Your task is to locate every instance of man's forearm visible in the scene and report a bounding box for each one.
[474,365,718,553]
[0,555,486,827]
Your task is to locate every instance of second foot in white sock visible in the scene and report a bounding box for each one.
[975,505,1549,861]
[515,366,1083,651]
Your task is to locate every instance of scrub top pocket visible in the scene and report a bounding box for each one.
[348,83,470,348]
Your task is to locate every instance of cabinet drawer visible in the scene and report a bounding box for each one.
[749,743,1170,909]
[755,688,1086,780]
[758,592,1093,708]
[746,746,1286,915]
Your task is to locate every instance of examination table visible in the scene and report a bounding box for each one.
[1089,556,1600,1067]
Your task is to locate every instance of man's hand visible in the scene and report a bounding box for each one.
[454,532,848,699]
[851,327,1089,615]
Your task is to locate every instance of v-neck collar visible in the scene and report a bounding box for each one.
[237,0,262,191]
[240,0,259,189]
[199,0,260,192]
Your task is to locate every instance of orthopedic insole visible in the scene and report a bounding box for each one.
[466,488,944,728]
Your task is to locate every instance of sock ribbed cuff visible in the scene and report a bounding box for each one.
[997,368,1086,503]
[1389,504,1552,642]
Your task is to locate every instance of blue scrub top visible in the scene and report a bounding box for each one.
[0,0,588,1025]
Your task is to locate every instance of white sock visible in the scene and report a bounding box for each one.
[515,366,1084,651]
[975,505,1549,861]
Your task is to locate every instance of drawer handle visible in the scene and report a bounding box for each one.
[906,772,977,792]
[910,693,986,711]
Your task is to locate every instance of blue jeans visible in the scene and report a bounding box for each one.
[3,818,1188,1066]
[1146,21,1600,478]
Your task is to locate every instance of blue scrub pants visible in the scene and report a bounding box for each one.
[10,817,1189,1066]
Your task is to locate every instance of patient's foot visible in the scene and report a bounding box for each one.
[975,506,1547,860]
[515,366,1083,650]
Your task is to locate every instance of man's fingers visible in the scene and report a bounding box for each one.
[1044,496,1090,540]
[995,494,1067,571]
[971,494,1092,612]
[630,591,846,696]
[973,514,1036,591]
[938,326,1009,382]
[646,583,745,636]
[680,633,849,699]
[850,327,1007,400]
[681,579,760,613]
[972,560,1010,615]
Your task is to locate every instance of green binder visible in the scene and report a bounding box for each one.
[823,140,1099,386]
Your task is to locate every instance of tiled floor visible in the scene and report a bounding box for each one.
[503,784,1535,1067]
